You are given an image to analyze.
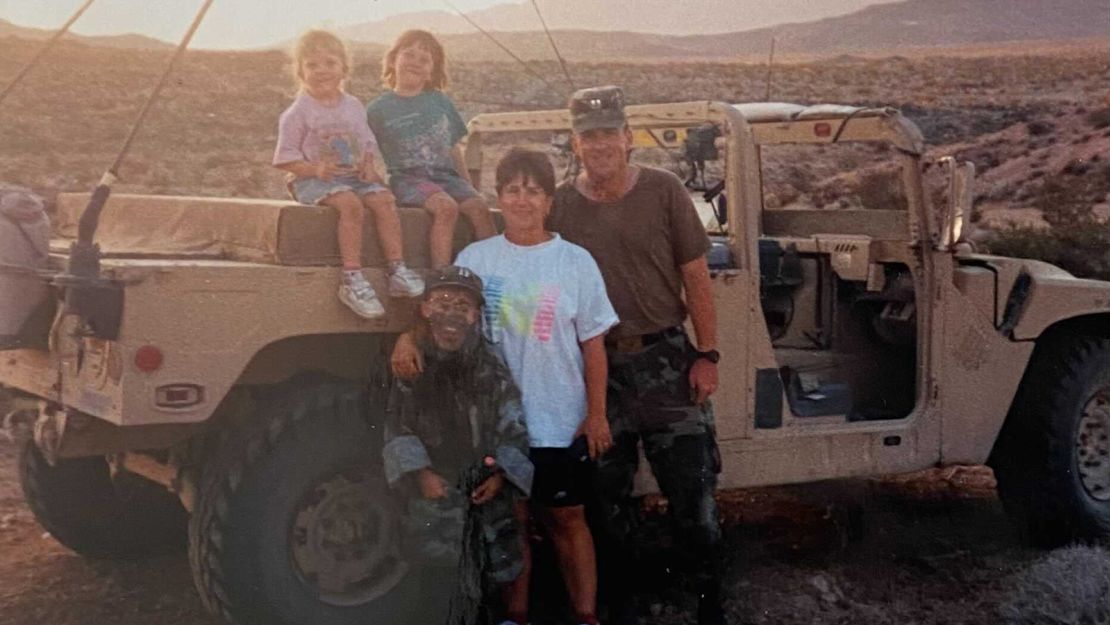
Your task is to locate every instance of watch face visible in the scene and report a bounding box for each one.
[698,349,720,363]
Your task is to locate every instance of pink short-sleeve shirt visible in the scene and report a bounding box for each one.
[273,92,378,168]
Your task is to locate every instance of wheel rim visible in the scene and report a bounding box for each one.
[290,467,408,607]
[1077,389,1110,501]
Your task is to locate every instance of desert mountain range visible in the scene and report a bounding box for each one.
[336,0,891,41]
[1,0,1107,60]
[0,17,169,50]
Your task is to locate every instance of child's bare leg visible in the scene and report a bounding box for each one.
[502,499,531,625]
[321,191,385,318]
[362,190,403,262]
[459,196,496,240]
[424,192,459,268]
[321,191,364,269]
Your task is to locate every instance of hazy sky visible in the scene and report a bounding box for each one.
[2,1,894,49]
[1,0,510,49]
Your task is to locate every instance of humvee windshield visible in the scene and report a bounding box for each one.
[608,117,921,425]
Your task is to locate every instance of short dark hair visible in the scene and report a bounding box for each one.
[495,148,556,197]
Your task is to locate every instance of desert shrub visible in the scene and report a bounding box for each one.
[1062,159,1092,175]
[856,169,907,210]
[987,161,1110,281]
[1087,107,1110,129]
[1027,120,1055,136]
[986,223,1110,281]
[1029,167,1110,227]
[997,545,1110,625]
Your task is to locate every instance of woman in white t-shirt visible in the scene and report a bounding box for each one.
[392,148,618,625]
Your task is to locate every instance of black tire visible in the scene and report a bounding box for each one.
[17,440,188,557]
[188,378,416,625]
[991,332,1110,547]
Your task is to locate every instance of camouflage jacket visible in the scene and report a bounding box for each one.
[382,340,533,497]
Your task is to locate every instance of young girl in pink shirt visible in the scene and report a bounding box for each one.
[273,30,424,319]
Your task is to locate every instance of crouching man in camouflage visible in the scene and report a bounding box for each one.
[382,266,534,625]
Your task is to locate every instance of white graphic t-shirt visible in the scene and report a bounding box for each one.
[456,234,618,448]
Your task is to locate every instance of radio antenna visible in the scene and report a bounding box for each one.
[442,0,562,96]
[530,0,575,90]
[73,0,215,251]
[0,0,98,107]
[764,36,777,102]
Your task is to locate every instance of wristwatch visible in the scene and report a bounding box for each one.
[694,349,721,364]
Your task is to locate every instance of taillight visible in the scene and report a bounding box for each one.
[134,345,164,372]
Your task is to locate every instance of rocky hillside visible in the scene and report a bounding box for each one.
[345,0,1110,61]
[337,0,887,41]
[707,0,1110,56]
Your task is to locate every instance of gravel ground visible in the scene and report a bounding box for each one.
[0,438,1048,625]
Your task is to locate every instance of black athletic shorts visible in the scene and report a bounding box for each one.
[529,436,593,508]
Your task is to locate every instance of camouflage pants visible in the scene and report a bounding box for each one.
[402,485,524,586]
[593,330,724,593]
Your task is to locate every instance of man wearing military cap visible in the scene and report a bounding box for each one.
[382,265,533,625]
[550,85,727,625]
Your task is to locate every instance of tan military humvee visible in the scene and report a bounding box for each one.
[3,101,1110,625]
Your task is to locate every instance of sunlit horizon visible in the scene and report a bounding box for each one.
[1,0,511,49]
[1,0,896,50]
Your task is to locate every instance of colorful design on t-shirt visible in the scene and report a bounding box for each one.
[272,93,376,168]
[483,276,506,342]
[392,116,453,172]
[366,91,468,176]
[531,285,559,343]
[328,135,356,168]
[483,278,561,344]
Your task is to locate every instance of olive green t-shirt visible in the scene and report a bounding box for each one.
[549,167,710,339]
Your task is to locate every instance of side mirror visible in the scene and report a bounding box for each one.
[937,157,975,250]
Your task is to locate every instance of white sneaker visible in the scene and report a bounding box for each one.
[338,273,386,319]
[388,265,425,298]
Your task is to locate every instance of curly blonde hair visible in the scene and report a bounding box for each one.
[381,29,448,90]
[291,29,352,88]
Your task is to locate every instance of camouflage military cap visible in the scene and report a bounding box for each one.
[569,85,627,133]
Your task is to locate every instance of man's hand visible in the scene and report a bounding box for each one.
[679,256,718,405]
[576,414,613,460]
[417,468,449,500]
[689,358,718,405]
[470,473,504,505]
[391,332,424,380]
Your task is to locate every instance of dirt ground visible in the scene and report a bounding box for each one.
[0,439,221,625]
[0,436,1045,625]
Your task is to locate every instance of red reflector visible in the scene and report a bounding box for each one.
[814,123,832,137]
[134,345,164,372]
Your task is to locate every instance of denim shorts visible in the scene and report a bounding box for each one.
[389,171,480,208]
[291,175,388,206]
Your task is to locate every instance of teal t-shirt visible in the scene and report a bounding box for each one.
[366,90,468,177]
